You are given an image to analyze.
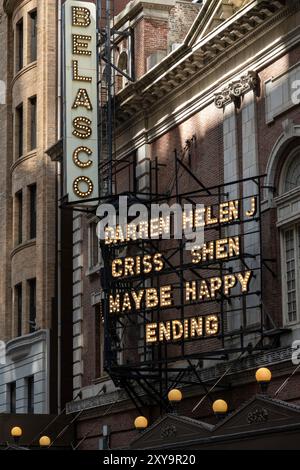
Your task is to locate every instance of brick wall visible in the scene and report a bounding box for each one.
[73,1,300,450]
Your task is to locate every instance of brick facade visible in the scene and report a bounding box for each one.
[0,0,58,414]
[66,0,300,449]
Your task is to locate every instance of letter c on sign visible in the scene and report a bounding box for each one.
[73,147,93,168]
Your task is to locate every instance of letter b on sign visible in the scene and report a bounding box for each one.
[72,7,91,27]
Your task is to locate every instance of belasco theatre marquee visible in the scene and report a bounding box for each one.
[100,163,266,410]
[104,196,256,344]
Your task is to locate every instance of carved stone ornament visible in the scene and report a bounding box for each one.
[160,424,177,439]
[214,71,259,109]
[247,407,269,425]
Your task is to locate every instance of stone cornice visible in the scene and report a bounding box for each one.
[115,25,300,160]
[115,0,288,125]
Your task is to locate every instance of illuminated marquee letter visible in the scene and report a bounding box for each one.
[237,271,252,292]
[172,320,183,341]
[190,317,203,338]
[109,294,120,314]
[72,60,92,83]
[146,288,159,309]
[72,116,92,139]
[72,6,91,27]
[72,34,92,55]
[111,259,123,278]
[205,315,219,336]
[146,323,157,343]
[72,88,93,110]
[73,147,92,168]
[246,197,257,218]
[73,176,94,198]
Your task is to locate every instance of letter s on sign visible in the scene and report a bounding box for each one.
[292,340,300,365]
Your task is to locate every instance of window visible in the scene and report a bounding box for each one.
[16,283,22,337]
[278,148,300,326]
[29,184,37,239]
[29,10,37,62]
[16,191,23,245]
[28,278,36,333]
[16,104,23,158]
[16,19,23,72]
[88,221,101,270]
[9,382,16,413]
[283,152,300,193]
[282,225,300,324]
[117,50,129,90]
[95,304,104,377]
[29,96,37,150]
[27,376,34,413]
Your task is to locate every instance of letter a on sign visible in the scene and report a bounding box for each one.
[63,0,99,204]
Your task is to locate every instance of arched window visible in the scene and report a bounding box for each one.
[118,51,128,72]
[283,151,300,193]
[278,147,300,325]
[117,50,129,90]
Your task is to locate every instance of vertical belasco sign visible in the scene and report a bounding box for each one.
[63,0,98,204]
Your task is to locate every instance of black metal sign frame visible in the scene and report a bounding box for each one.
[100,153,273,412]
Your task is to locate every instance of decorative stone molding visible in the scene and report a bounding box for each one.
[247,407,269,425]
[214,71,259,109]
[3,0,21,15]
[264,122,300,203]
[116,0,287,125]
[6,329,48,361]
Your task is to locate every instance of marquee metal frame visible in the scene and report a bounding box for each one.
[100,153,278,413]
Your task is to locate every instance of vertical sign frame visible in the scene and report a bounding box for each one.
[63,0,99,205]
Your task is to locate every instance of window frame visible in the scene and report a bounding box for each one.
[279,147,300,195]
[95,304,105,379]
[16,283,23,337]
[15,18,23,73]
[27,376,35,414]
[278,146,300,327]
[29,96,37,151]
[29,9,37,63]
[87,219,102,273]
[281,224,300,326]
[15,103,23,159]
[16,190,23,245]
[29,183,37,240]
[8,381,16,413]
[28,278,36,333]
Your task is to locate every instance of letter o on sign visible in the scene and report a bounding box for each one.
[73,176,94,198]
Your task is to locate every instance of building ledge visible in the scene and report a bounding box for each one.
[10,239,36,259]
[10,150,37,174]
[11,61,37,88]
[6,330,48,361]
[66,344,295,414]
[46,139,63,162]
